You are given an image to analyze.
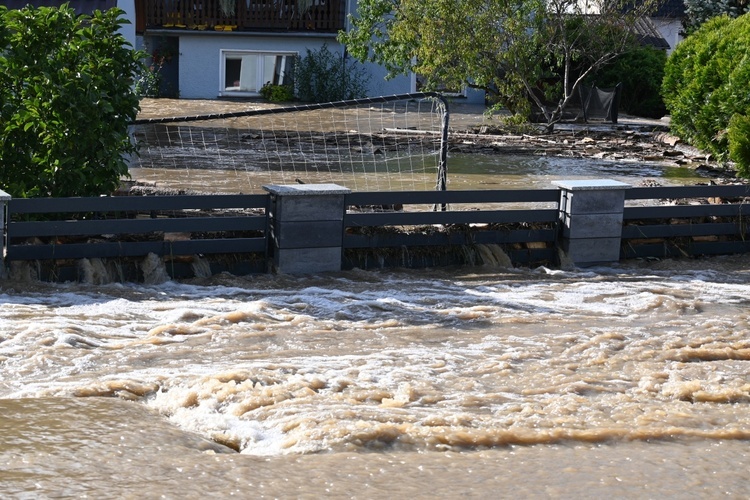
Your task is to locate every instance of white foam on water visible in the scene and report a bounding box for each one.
[2,261,750,455]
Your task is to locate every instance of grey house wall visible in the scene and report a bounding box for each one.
[170,34,412,100]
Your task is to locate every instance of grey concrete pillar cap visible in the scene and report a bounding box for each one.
[552,179,631,191]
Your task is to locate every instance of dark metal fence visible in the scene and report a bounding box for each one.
[3,183,750,279]
[343,189,561,268]
[7,194,268,261]
[622,184,750,259]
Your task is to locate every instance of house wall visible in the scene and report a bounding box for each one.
[652,18,684,54]
[118,0,136,47]
[175,33,412,99]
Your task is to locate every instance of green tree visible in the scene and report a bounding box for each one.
[591,45,668,118]
[683,0,749,34]
[0,4,143,198]
[662,14,750,173]
[728,114,750,175]
[339,0,659,131]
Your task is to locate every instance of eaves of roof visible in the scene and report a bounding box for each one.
[632,16,671,49]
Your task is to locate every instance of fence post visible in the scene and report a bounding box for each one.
[553,179,631,267]
[0,189,10,279]
[263,183,351,274]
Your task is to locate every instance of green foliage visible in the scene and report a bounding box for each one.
[683,0,749,35]
[340,0,660,130]
[728,114,750,176]
[592,46,667,118]
[340,0,546,116]
[259,82,295,102]
[662,14,750,170]
[0,4,143,198]
[499,114,540,135]
[294,44,370,102]
[135,61,163,98]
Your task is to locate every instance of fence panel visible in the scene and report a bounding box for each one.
[343,189,561,268]
[7,194,269,262]
[622,184,750,259]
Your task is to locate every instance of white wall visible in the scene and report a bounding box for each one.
[117,0,136,47]
[652,18,684,55]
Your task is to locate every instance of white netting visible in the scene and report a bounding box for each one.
[128,93,449,194]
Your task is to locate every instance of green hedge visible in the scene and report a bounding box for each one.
[592,46,667,118]
[662,14,750,176]
[0,5,143,198]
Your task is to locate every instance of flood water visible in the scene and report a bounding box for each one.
[130,152,708,193]
[2,257,750,497]
[3,146,748,497]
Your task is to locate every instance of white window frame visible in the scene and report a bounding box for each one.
[219,49,297,97]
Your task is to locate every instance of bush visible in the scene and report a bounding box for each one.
[259,82,295,102]
[592,46,667,118]
[0,5,143,198]
[728,114,750,176]
[295,44,370,102]
[662,14,750,169]
[135,62,163,98]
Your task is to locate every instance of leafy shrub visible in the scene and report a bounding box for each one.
[135,61,163,98]
[295,44,370,102]
[259,82,295,102]
[0,5,143,198]
[662,14,750,170]
[728,114,750,176]
[592,46,667,118]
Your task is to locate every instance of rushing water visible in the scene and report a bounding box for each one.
[2,255,750,497]
[2,150,744,497]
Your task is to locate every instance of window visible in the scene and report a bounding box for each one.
[220,50,295,96]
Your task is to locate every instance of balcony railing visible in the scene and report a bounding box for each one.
[139,0,346,33]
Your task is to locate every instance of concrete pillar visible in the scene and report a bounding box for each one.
[263,183,351,274]
[0,189,11,279]
[553,179,631,267]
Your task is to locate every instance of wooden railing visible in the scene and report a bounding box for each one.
[139,0,346,33]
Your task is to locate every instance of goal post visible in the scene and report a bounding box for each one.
[129,93,450,194]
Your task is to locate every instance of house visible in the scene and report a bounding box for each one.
[631,14,672,51]
[649,0,686,54]
[3,0,430,101]
[131,0,422,99]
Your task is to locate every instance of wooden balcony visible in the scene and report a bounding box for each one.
[136,0,346,33]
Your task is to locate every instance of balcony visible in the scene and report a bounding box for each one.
[137,0,346,33]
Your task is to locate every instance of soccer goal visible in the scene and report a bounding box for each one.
[129,93,449,194]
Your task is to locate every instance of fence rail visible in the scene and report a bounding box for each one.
[2,182,750,280]
[622,184,750,259]
[343,189,560,267]
[139,0,346,33]
[6,194,269,262]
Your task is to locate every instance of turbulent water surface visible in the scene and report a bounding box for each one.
[2,256,750,497]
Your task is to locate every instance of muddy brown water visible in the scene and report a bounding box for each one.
[1,100,745,498]
[2,258,750,497]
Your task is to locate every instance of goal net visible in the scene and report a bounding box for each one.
[128,93,449,194]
